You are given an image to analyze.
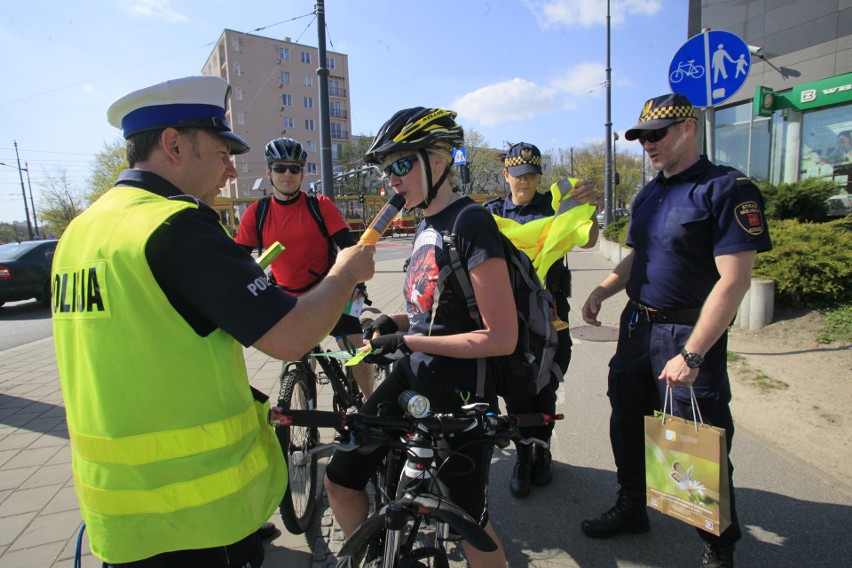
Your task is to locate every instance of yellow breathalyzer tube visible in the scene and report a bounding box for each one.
[359,193,406,245]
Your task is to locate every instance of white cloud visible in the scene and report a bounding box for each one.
[523,0,662,29]
[83,85,96,93]
[452,78,558,126]
[550,62,607,96]
[121,0,187,23]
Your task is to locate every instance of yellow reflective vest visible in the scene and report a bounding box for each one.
[491,178,596,283]
[52,186,286,563]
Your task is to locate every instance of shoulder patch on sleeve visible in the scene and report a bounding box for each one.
[734,201,766,235]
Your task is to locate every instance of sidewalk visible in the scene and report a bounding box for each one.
[2,240,851,567]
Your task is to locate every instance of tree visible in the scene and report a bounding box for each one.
[38,168,87,236]
[462,129,504,195]
[546,142,644,209]
[334,135,384,197]
[88,138,127,202]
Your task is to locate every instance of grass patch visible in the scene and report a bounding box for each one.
[816,304,852,344]
[727,351,788,393]
[813,405,839,424]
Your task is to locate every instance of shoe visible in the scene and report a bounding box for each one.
[531,445,553,486]
[509,443,534,498]
[701,542,735,567]
[580,490,650,538]
[257,521,278,540]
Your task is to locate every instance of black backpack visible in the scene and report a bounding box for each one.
[437,203,561,400]
[255,193,337,294]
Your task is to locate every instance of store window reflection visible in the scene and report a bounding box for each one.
[715,102,771,182]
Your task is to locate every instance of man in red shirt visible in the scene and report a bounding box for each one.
[236,137,375,396]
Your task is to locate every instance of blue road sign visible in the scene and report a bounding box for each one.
[669,30,751,107]
[453,147,467,165]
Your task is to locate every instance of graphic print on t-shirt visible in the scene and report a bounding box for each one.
[404,228,442,331]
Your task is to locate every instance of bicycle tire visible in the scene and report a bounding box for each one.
[339,509,450,568]
[276,369,318,534]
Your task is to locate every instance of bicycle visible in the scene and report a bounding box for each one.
[271,390,563,567]
[275,309,390,534]
[669,59,705,83]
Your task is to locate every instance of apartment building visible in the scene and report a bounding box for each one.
[202,29,352,201]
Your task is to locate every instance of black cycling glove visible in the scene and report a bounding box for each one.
[363,314,399,339]
[366,333,411,364]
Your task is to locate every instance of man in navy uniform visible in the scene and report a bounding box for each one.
[579,93,772,568]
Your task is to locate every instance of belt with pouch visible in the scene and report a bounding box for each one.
[631,300,701,324]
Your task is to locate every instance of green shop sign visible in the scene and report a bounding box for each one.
[754,73,852,116]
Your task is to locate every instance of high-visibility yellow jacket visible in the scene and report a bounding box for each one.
[492,178,596,283]
[52,186,286,563]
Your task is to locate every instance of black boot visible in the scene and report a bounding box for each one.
[531,444,553,486]
[580,490,650,538]
[509,443,534,498]
[701,542,735,567]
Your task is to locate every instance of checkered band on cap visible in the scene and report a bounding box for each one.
[637,101,695,125]
[505,152,542,168]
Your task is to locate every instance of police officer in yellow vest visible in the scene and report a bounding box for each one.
[52,76,375,567]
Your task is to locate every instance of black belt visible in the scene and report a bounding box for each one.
[631,301,701,324]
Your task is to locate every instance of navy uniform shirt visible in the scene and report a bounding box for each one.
[116,169,296,346]
[626,157,772,310]
[484,191,568,291]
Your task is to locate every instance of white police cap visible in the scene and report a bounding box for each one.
[107,75,249,155]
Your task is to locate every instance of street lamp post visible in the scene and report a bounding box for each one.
[603,0,613,227]
[613,132,619,201]
[24,162,39,238]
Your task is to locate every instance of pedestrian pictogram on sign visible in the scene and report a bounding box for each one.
[453,147,467,165]
[669,29,751,107]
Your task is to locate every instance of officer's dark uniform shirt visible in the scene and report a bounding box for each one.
[484,191,569,294]
[626,157,772,310]
[115,170,296,345]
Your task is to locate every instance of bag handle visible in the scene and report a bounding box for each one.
[662,386,704,432]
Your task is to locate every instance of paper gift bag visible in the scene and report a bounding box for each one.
[644,404,731,536]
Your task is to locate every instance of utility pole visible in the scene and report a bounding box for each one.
[603,0,613,227]
[316,0,334,201]
[24,162,39,238]
[14,141,34,240]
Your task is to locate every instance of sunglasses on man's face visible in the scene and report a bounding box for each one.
[382,154,419,178]
[637,120,685,145]
[271,164,303,174]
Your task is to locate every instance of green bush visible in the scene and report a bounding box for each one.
[752,217,852,305]
[757,178,836,222]
[603,216,629,243]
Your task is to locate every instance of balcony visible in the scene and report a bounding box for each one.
[329,87,347,98]
[331,129,349,141]
[330,108,348,119]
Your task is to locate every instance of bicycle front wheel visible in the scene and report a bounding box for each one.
[276,368,319,534]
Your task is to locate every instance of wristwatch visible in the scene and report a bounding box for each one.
[680,348,704,368]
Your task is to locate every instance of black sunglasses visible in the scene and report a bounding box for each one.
[637,120,685,145]
[271,164,303,174]
[382,154,419,178]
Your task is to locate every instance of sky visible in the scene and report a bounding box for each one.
[0,0,691,225]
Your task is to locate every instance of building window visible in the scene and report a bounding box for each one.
[240,160,249,174]
[236,111,245,125]
[234,62,241,76]
[279,47,290,60]
[330,100,343,118]
[330,122,343,139]
[235,87,243,100]
[231,37,241,52]
[303,75,312,87]
[306,141,317,153]
[301,51,311,64]
[799,105,852,185]
[283,116,294,128]
[282,94,292,107]
[307,162,318,174]
[332,143,343,161]
[329,79,344,97]
[281,71,290,85]
[304,96,314,109]
[715,102,770,183]
[326,57,335,69]
[305,119,315,130]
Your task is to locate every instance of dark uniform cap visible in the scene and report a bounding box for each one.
[624,93,696,141]
[504,142,542,176]
[106,75,250,155]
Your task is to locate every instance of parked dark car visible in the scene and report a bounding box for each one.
[0,240,59,308]
[596,207,630,228]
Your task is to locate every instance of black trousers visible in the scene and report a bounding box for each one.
[103,532,263,568]
[607,301,741,546]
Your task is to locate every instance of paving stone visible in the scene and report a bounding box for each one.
[2,445,62,470]
[0,465,37,491]
[19,463,72,490]
[0,510,36,546]
[8,509,82,550]
[0,541,64,568]
[0,484,62,517]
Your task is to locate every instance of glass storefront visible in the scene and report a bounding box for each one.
[715,102,771,182]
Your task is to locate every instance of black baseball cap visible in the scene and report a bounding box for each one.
[624,93,696,141]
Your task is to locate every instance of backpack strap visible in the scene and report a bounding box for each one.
[255,196,272,253]
[304,193,331,239]
[437,202,490,398]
